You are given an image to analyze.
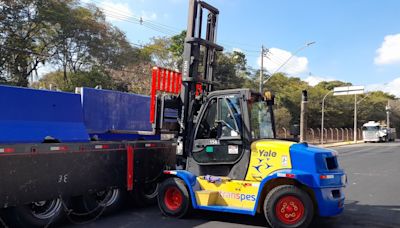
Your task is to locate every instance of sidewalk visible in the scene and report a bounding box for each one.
[318,140,364,148]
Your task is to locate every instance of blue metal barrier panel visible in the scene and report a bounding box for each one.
[0,85,90,143]
[79,88,153,134]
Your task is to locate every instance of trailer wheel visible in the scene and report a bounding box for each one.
[264,185,314,228]
[72,188,125,216]
[3,198,64,227]
[158,178,191,218]
[132,182,159,207]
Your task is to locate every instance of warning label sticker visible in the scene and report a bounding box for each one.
[228,145,239,154]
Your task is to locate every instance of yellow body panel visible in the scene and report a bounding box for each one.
[245,139,294,181]
[195,140,294,209]
[196,177,259,209]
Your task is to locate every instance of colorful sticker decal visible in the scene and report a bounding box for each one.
[245,140,294,181]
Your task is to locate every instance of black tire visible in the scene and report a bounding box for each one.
[157,177,191,218]
[131,182,159,207]
[264,185,314,228]
[70,188,126,217]
[2,198,64,228]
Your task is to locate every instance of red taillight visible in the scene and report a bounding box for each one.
[195,83,202,96]
[286,173,295,178]
[163,170,177,175]
[320,175,334,179]
[277,173,295,178]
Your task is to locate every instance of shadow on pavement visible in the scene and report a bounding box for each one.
[186,200,400,228]
[3,200,400,228]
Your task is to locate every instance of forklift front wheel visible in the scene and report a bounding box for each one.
[264,185,314,228]
[158,177,191,218]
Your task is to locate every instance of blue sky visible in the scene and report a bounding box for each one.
[82,0,400,97]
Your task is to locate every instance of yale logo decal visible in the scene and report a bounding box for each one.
[245,140,294,181]
[259,149,277,157]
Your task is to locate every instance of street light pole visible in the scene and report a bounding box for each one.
[263,41,316,85]
[321,90,333,144]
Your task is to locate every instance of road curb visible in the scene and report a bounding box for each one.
[318,141,364,148]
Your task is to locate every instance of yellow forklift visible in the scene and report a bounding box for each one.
[156,1,346,227]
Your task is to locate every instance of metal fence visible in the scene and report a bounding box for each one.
[276,127,363,144]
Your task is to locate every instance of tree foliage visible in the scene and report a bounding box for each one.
[1,0,398,134]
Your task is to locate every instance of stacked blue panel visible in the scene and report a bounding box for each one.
[0,85,90,143]
[79,88,159,141]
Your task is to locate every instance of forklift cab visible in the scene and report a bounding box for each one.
[187,89,276,178]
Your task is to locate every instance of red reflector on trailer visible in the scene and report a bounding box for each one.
[50,146,68,151]
[95,144,110,149]
[145,143,157,147]
[0,148,15,153]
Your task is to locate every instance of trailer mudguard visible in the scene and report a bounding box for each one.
[0,85,89,143]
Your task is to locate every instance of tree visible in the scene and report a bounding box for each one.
[0,0,54,86]
[168,30,186,70]
[214,51,250,90]
[32,68,113,92]
[275,107,292,129]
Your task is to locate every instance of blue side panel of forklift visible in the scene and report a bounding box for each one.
[290,143,346,216]
[0,85,90,143]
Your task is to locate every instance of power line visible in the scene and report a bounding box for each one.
[83,0,263,57]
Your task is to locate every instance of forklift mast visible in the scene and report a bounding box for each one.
[180,0,223,157]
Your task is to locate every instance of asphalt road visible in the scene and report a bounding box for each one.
[60,141,400,228]
[5,142,400,228]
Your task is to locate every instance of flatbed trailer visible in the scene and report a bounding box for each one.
[0,84,177,227]
[0,140,176,209]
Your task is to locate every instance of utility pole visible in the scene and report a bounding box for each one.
[354,94,357,142]
[386,100,391,128]
[259,46,268,93]
[300,90,308,142]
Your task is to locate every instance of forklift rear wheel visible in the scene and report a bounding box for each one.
[158,177,191,218]
[264,185,314,228]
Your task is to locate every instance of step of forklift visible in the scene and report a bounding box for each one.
[195,190,219,206]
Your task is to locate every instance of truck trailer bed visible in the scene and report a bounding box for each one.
[0,140,176,208]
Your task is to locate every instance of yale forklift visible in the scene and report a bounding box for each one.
[155,1,346,227]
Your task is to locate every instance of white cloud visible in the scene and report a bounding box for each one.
[140,10,157,21]
[257,48,308,75]
[232,47,243,53]
[95,1,157,23]
[98,0,134,22]
[366,77,400,98]
[374,34,400,65]
[304,75,335,86]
